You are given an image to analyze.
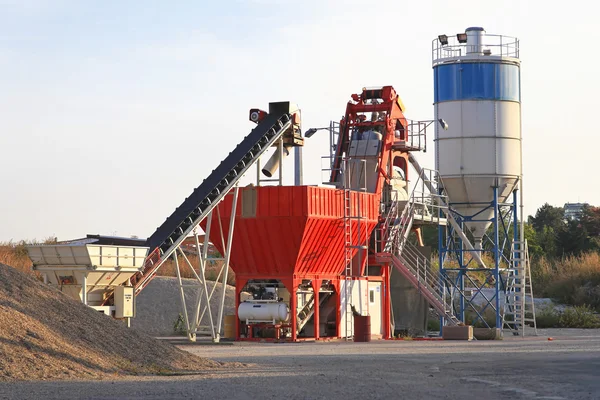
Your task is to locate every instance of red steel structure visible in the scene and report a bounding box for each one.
[331,85,412,192]
[205,86,420,341]
[203,186,379,341]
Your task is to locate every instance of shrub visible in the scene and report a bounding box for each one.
[173,313,187,336]
[534,305,600,329]
[534,306,561,328]
[532,252,600,310]
[427,318,441,332]
[558,305,600,328]
[0,241,37,276]
[465,307,498,328]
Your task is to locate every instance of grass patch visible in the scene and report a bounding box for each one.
[465,307,498,328]
[558,305,600,328]
[532,252,600,310]
[533,307,560,328]
[534,305,600,329]
[0,239,56,277]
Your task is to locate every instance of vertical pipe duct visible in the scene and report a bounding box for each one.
[262,145,291,178]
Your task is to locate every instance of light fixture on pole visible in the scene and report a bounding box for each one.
[304,127,330,138]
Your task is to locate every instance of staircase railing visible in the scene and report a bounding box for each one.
[396,242,460,325]
[378,168,459,326]
[380,168,447,255]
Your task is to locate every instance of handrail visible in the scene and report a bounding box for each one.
[432,32,519,65]
[377,166,460,325]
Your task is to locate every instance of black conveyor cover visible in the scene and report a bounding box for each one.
[146,112,290,254]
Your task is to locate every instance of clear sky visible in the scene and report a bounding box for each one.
[0,0,597,241]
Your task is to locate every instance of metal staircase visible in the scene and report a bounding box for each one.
[297,292,333,333]
[390,244,460,326]
[378,170,460,326]
[502,240,537,336]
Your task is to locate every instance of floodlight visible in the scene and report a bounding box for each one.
[438,119,449,130]
[304,128,318,138]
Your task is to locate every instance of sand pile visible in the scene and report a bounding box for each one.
[132,277,237,336]
[0,263,222,381]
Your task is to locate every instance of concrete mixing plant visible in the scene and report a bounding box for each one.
[24,27,536,341]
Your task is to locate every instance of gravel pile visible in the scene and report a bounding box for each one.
[132,277,237,337]
[0,263,222,381]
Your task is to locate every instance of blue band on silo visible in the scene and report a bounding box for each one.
[434,63,520,103]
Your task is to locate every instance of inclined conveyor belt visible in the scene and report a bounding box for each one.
[146,112,293,255]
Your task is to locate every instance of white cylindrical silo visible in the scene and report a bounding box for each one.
[432,27,521,249]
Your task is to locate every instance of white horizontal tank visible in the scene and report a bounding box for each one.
[238,302,290,323]
[433,27,522,248]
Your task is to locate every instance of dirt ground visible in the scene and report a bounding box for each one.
[1,328,599,400]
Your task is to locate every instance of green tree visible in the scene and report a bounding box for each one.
[537,225,560,258]
[556,220,589,256]
[523,223,543,259]
[528,203,567,258]
[529,203,565,233]
[582,205,600,237]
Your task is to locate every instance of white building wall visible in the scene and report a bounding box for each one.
[339,279,382,338]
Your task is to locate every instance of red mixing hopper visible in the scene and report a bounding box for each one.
[202,185,379,280]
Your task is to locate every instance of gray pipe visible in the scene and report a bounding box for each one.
[408,154,488,269]
[262,145,291,178]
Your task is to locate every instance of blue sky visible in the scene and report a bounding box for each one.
[0,0,597,241]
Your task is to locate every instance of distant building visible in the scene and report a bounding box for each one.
[564,203,588,221]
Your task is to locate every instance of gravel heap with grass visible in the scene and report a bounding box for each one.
[0,263,224,381]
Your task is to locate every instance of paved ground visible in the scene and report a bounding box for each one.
[1,330,599,400]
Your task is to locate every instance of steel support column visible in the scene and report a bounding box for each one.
[438,189,446,329]
[312,279,321,340]
[335,280,342,338]
[383,265,392,339]
[458,220,465,322]
[174,253,194,342]
[512,189,521,326]
[215,186,239,342]
[282,278,299,342]
[82,273,88,306]
[235,278,248,340]
[493,186,501,329]
[294,146,303,186]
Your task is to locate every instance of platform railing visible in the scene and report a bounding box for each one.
[378,169,448,253]
[393,120,431,152]
[432,33,519,65]
[321,155,344,186]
